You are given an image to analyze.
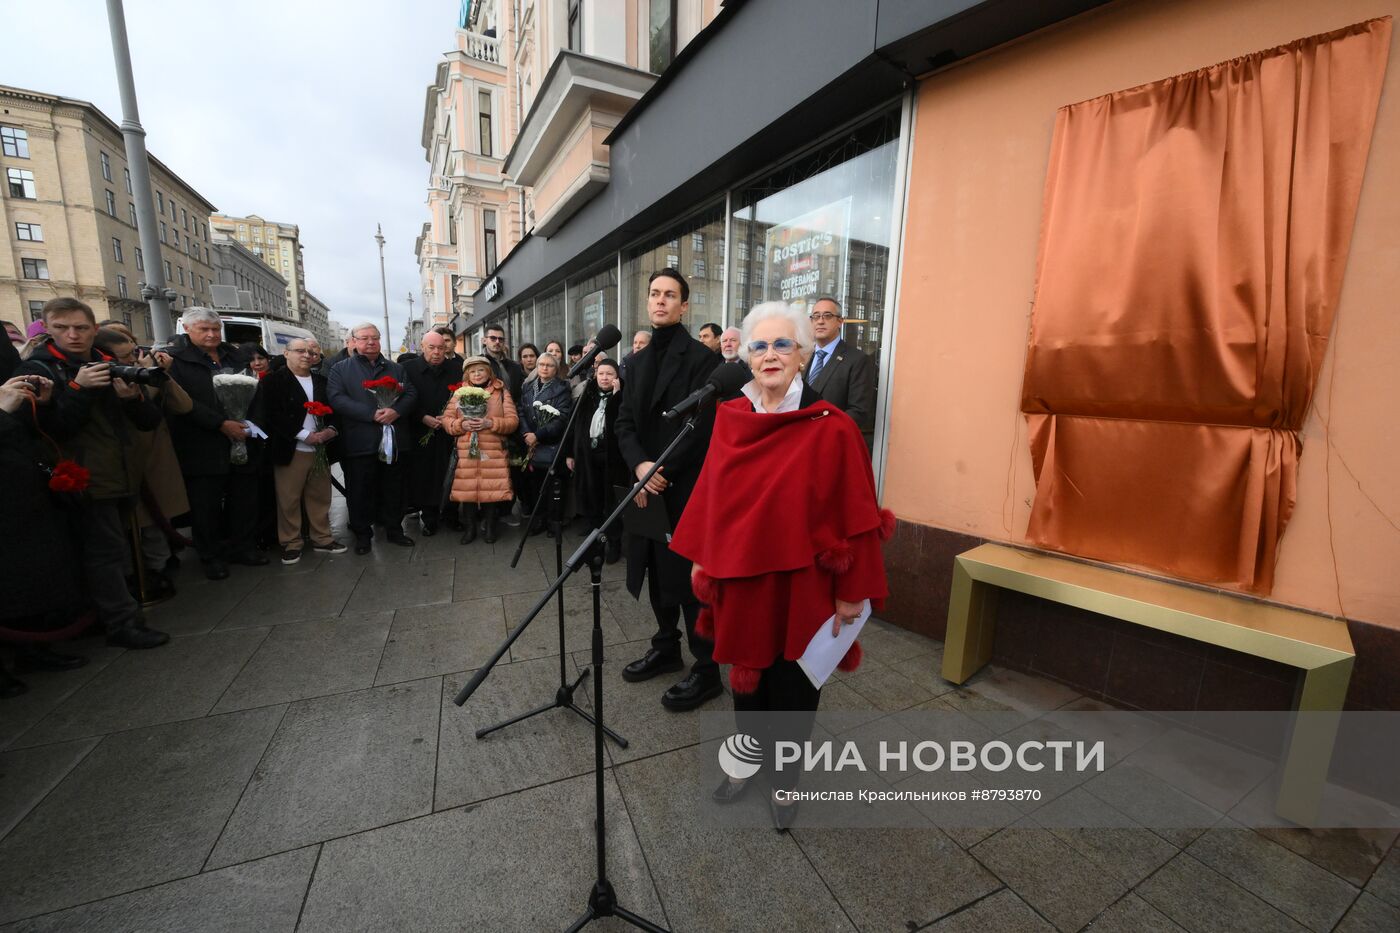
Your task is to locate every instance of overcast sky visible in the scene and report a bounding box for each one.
[5,0,455,347]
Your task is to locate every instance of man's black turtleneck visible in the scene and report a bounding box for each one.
[649,322,683,356]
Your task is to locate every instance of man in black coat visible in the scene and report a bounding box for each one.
[481,322,524,406]
[257,337,345,564]
[402,330,463,535]
[165,307,265,580]
[614,269,724,711]
[805,297,877,447]
[327,322,419,554]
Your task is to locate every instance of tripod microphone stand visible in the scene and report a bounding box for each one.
[475,383,627,747]
[455,418,699,933]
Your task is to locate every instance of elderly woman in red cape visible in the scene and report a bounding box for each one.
[670,300,892,831]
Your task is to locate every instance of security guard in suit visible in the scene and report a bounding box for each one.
[804,297,876,447]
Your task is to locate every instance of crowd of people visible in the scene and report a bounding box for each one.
[1,268,886,830]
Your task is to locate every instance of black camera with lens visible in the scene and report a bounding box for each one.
[107,364,169,386]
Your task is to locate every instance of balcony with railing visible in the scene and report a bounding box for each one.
[463,31,501,65]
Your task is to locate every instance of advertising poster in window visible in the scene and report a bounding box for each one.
[763,197,851,310]
[579,289,607,337]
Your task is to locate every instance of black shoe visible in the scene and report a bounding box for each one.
[621,649,685,683]
[16,645,89,672]
[386,533,416,548]
[106,625,170,649]
[769,794,799,832]
[202,559,230,580]
[661,670,724,711]
[229,551,269,567]
[280,546,302,565]
[421,523,437,537]
[459,522,477,545]
[712,776,753,805]
[354,538,372,555]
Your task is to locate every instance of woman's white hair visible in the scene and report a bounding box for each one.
[349,321,381,339]
[180,306,221,329]
[738,300,814,363]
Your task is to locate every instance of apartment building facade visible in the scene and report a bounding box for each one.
[208,232,290,321]
[1,84,217,342]
[208,212,307,322]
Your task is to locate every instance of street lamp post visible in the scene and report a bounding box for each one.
[105,0,176,343]
[406,291,415,349]
[375,224,391,352]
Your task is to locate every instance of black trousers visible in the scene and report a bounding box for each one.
[185,472,258,562]
[733,658,822,791]
[342,454,405,540]
[648,566,716,676]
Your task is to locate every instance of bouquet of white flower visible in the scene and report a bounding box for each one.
[211,372,262,465]
[452,384,492,459]
[532,400,561,426]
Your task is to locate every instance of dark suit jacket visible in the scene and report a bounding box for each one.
[485,354,524,406]
[805,338,876,432]
[402,355,464,444]
[614,324,722,603]
[326,353,418,459]
[256,366,338,466]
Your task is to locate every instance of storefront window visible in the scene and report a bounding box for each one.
[567,263,617,347]
[728,110,901,360]
[622,200,725,341]
[535,286,565,353]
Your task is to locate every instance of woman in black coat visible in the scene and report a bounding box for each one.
[566,360,627,563]
[517,352,573,536]
[0,375,85,697]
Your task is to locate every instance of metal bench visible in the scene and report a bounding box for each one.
[941,543,1355,823]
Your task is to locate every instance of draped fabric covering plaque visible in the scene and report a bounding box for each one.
[1021,18,1391,593]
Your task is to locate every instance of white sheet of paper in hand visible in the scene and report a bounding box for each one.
[796,599,871,689]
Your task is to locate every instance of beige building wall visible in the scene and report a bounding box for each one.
[884,0,1400,629]
[2,84,216,343]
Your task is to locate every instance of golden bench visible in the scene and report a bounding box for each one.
[941,543,1355,823]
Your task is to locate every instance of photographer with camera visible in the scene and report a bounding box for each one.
[93,327,192,600]
[15,298,171,650]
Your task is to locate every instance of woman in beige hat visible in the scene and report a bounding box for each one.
[441,356,518,543]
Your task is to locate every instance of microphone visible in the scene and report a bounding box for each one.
[663,362,751,420]
[566,324,622,379]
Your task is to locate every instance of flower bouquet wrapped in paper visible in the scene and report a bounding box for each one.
[304,400,333,475]
[362,376,403,463]
[212,372,262,465]
[452,384,492,459]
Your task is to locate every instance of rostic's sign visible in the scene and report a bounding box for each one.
[764,197,851,307]
[482,275,501,302]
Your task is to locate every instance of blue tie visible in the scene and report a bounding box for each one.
[809,348,828,382]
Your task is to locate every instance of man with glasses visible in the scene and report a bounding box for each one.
[328,323,418,554]
[804,297,876,441]
[259,338,345,563]
[480,322,523,403]
[615,268,725,712]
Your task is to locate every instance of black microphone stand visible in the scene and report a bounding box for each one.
[455,419,698,933]
[477,379,628,747]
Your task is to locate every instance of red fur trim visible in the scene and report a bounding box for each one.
[816,542,854,575]
[691,569,717,603]
[836,640,862,672]
[729,665,761,694]
[695,607,714,640]
[878,508,897,542]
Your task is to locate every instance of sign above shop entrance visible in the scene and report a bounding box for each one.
[482,275,501,302]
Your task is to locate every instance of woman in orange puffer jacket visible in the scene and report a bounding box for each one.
[442,356,519,544]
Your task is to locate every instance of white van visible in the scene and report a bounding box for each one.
[219,315,316,353]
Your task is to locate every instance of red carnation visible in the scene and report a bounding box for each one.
[362,377,402,391]
[257,371,269,379]
[49,459,90,494]
[304,401,334,417]
[447,383,463,393]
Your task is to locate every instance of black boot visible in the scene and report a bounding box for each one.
[482,503,498,544]
[459,505,478,545]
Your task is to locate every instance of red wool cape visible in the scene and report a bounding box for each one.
[670,398,890,685]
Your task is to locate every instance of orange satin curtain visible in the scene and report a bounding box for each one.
[1021,18,1390,593]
